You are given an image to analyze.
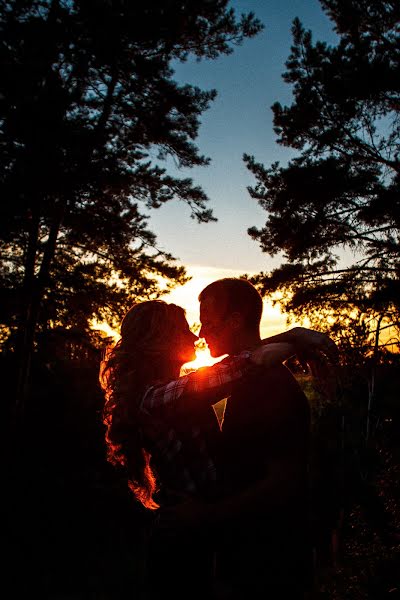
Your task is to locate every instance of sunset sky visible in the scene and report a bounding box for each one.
[148,0,338,334]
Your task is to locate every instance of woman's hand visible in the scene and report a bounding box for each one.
[290,326,339,367]
[290,327,340,401]
[260,326,339,370]
[257,327,340,401]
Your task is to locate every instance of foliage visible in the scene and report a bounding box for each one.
[0,1,263,408]
[0,0,262,347]
[244,0,400,359]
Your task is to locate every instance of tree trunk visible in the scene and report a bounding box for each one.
[366,315,383,442]
[15,199,66,420]
[14,205,40,419]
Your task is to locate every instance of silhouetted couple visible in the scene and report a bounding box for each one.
[100,278,338,599]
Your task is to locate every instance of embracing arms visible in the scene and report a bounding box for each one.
[142,342,299,412]
[141,327,338,412]
[261,326,339,370]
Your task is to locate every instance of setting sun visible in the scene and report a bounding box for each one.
[181,345,222,374]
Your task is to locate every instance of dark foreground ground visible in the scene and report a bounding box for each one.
[4,361,400,599]
[313,436,400,599]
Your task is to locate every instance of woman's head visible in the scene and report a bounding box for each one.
[100,300,197,510]
[119,300,198,367]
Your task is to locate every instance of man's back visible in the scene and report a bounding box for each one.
[220,363,309,488]
[217,363,313,597]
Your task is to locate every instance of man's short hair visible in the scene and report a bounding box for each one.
[199,278,263,330]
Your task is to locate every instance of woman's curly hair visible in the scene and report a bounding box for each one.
[99,300,188,510]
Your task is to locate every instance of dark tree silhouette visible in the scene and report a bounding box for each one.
[243,0,399,353]
[0,0,262,411]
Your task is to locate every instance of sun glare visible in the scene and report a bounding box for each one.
[181,345,222,374]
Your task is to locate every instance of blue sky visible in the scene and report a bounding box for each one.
[146,1,339,332]
[149,0,338,274]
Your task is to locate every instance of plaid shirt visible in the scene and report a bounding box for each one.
[140,351,253,500]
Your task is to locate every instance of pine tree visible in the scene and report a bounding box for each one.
[0,0,262,409]
[244,0,399,359]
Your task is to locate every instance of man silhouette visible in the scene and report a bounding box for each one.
[197,278,316,598]
[154,278,338,598]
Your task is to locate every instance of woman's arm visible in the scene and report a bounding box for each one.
[142,328,339,412]
[262,327,339,366]
[142,342,297,412]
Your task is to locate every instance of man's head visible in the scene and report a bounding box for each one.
[198,278,263,356]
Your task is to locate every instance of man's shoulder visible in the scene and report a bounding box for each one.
[248,362,304,391]
[231,362,310,417]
